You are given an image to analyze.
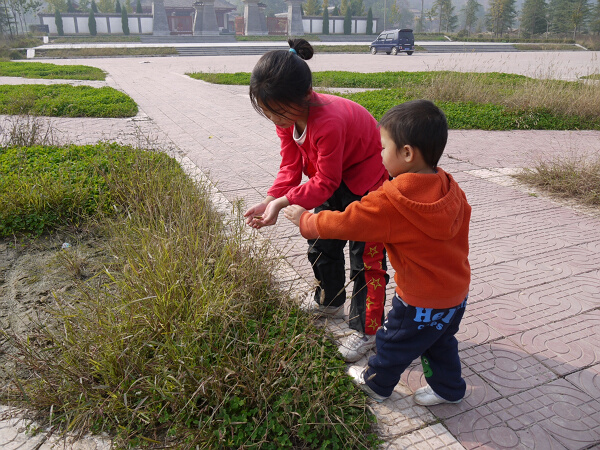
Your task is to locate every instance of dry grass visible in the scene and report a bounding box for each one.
[515,154,600,207]
[422,71,600,121]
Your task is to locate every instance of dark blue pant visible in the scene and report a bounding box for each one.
[364,293,467,400]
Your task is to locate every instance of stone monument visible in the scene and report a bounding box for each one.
[193,0,220,35]
[152,0,170,36]
[286,0,304,36]
[243,0,268,35]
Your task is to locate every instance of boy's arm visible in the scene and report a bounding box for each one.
[286,191,393,243]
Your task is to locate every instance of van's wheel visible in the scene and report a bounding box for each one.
[391,47,398,55]
[406,51,414,55]
[370,47,377,55]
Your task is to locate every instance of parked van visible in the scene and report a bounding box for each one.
[370,29,414,55]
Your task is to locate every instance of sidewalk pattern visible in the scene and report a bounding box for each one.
[1,52,599,449]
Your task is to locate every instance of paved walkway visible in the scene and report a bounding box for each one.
[2,52,600,449]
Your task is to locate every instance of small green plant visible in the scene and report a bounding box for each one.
[0,85,137,118]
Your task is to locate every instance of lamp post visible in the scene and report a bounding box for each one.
[383,0,386,30]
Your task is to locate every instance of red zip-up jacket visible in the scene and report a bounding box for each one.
[299,169,471,309]
[267,92,387,209]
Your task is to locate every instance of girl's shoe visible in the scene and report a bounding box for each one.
[413,385,462,406]
[339,331,376,362]
[347,366,389,403]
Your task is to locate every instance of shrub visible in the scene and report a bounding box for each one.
[343,8,351,34]
[121,7,130,35]
[88,10,97,36]
[55,9,64,36]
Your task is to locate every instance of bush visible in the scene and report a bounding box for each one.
[88,10,97,36]
[121,7,130,35]
[55,9,64,36]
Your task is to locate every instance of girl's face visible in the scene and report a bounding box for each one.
[258,101,308,129]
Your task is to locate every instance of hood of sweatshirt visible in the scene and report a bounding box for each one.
[382,169,467,241]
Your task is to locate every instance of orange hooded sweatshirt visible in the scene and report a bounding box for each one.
[299,168,471,309]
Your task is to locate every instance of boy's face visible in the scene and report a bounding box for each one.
[380,127,407,178]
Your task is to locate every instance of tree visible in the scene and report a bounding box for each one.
[568,0,590,38]
[343,5,351,33]
[121,4,129,34]
[91,0,97,11]
[304,0,321,15]
[97,0,113,12]
[520,0,547,35]
[349,0,364,15]
[115,0,120,12]
[366,6,373,33]
[432,0,458,32]
[54,8,64,35]
[592,0,600,33]
[486,0,517,36]
[66,0,75,11]
[340,0,348,14]
[332,5,340,15]
[135,0,141,13]
[88,9,96,34]
[322,0,330,33]
[462,0,481,34]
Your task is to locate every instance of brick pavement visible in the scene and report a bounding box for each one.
[1,52,600,449]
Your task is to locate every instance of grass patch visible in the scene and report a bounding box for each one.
[513,43,584,51]
[0,61,106,80]
[314,44,370,53]
[34,47,178,58]
[581,74,600,80]
[187,70,600,130]
[51,35,142,43]
[0,84,137,118]
[514,154,600,206]
[0,143,378,448]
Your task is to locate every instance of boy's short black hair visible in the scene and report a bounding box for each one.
[379,100,448,169]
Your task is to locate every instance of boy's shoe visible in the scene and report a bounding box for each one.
[347,366,389,402]
[339,331,376,362]
[300,294,344,319]
[413,385,463,406]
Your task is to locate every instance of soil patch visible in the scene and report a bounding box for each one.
[0,231,108,387]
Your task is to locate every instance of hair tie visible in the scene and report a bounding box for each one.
[289,48,297,54]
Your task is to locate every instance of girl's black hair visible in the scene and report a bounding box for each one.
[249,38,314,119]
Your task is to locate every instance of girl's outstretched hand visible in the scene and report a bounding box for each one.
[283,205,306,227]
[244,202,268,228]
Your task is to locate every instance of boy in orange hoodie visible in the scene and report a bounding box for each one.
[283,100,471,405]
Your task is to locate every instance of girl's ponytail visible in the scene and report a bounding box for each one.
[288,38,314,61]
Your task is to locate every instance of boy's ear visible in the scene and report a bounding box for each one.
[402,144,416,162]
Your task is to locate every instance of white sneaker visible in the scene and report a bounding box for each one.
[338,331,376,362]
[300,294,344,319]
[347,365,389,403]
[413,385,462,406]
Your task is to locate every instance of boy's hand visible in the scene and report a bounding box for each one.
[283,205,306,227]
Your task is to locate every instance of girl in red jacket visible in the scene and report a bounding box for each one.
[244,38,388,362]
